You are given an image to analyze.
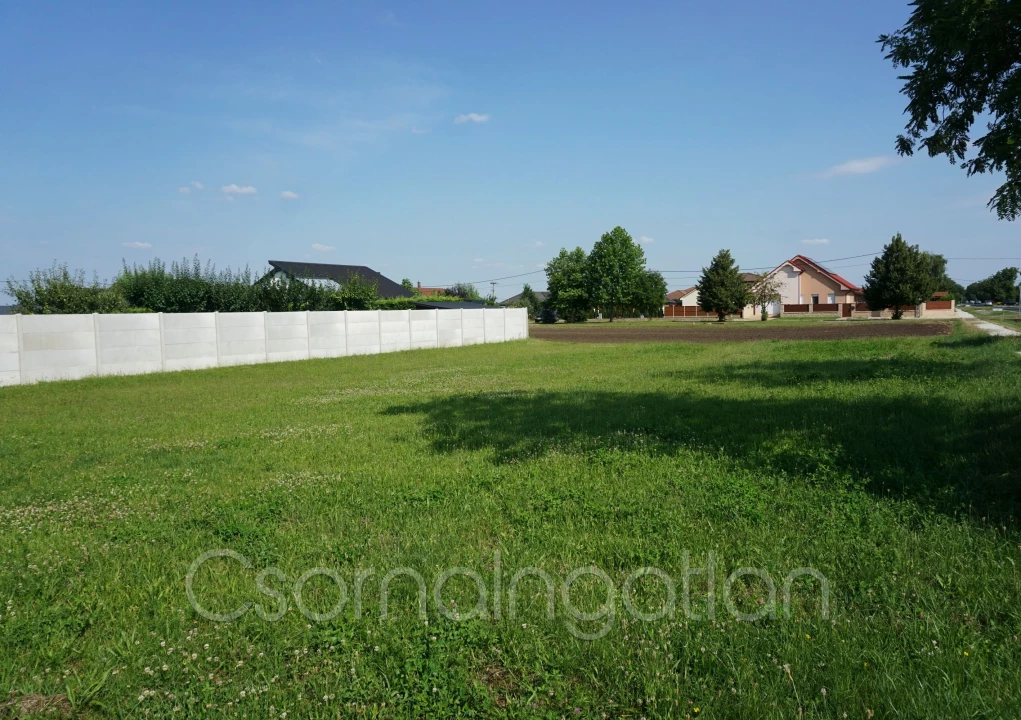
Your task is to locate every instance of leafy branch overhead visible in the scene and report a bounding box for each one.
[880,0,1021,219]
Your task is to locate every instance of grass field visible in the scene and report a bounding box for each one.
[1,321,1020,718]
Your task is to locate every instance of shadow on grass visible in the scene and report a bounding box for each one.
[384,351,1020,523]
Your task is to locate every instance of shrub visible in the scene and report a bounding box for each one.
[5,263,127,314]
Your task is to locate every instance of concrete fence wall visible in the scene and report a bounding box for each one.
[0,308,529,387]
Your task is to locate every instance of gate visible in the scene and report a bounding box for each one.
[842,303,852,318]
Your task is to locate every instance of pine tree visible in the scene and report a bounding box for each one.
[697,249,749,322]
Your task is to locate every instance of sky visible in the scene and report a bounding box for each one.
[1,0,1018,301]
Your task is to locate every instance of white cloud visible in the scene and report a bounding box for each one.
[529,241,544,248]
[222,184,258,195]
[280,190,299,200]
[191,181,204,190]
[454,113,490,124]
[802,238,830,246]
[639,235,655,244]
[122,241,152,249]
[821,156,897,177]
[411,127,431,135]
[311,243,334,252]
[473,257,485,263]
[178,186,190,194]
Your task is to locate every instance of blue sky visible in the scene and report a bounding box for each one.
[1,0,1017,299]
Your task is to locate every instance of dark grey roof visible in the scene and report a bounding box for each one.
[267,260,413,299]
[0,306,13,315]
[500,290,548,306]
[413,300,487,310]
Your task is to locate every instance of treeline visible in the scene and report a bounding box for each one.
[542,227,667,321]
[4,258,491,314]
[965,267,1020,304]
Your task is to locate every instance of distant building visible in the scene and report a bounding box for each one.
[500,290,548,306]
[665,287,699,306]
[263,260,413,299]
[0,306,13,315]
[415,282,447,297]
[765,255,861,305]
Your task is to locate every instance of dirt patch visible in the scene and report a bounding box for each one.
[479,663,518,709]
[530,321,954,344]
[1,693,72,718]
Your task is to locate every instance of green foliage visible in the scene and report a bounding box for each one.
[545,247,591,322]
[518,284,542,318]
[863,234,936,318]
[333,272,378,310]
[401,278,415,291]
[880,0,1021,219]
[632,270,667,318]
[444,283,483,302]
[586,226,647,321]
[966,267,1020,303]
[696,249,750,321]
[5,262,127,314]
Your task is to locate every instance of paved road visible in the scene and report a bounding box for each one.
[956,307,1021,337]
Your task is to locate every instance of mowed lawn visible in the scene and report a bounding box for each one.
[1,322,1020,718]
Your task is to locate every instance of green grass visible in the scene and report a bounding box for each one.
[1,323,1020,718]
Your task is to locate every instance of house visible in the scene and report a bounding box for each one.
[415,282,447,297]
[0,306,13,315]
[500,290,549,307]
[665,287,699,306]
[264,260,413,299]
[765,255,861,306]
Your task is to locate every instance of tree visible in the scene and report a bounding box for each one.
[586,226,646,321]
[632,271,668,319]
[750,272,783,321]
[918,251,966,301]
[696,249,749,322]
[545,247,591,323]
[966,267,1020,303]
[862,234,935,319]
[880,1,1021,220]
[401,278,414,291]
[518,283,542,318]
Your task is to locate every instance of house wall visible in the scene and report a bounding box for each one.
[775,266,800,305]
[678,290,699,306]
[0,308,528,387]
[797,266,855,304]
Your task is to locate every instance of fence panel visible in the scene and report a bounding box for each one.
[96,313,162,377]
[0,308,525,386]
[784,304,809,313]
[927,301,953,310]
[812,303,839,312]
[0,316,20,387]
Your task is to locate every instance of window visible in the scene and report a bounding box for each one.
[811,294,819,304]
[827,293,836,304]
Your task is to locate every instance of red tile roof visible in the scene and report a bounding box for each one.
[665,286,697,301]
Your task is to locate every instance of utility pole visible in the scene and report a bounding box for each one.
[490,281,497,299]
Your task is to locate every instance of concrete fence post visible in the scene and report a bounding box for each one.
[158,312,166,371]
[460,307,464,346]
[377,309,383,353]
[213,312,221,367]
[503,307,508,341]
[92,313,101,376]
[342,310,348,357]
[263,311,269,362]
[305,310,311,359]
[15,314,24,386]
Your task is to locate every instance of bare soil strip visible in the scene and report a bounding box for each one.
[530,321,954,343]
